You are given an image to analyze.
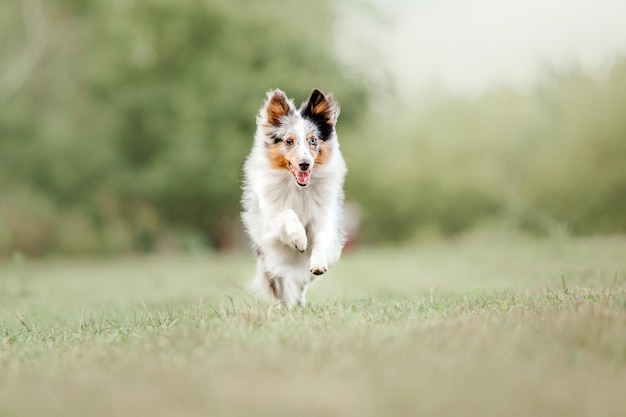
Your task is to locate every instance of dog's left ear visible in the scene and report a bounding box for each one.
[300,88,340,129]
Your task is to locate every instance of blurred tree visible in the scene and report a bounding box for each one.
[0,0,367,255]
[1,0,624,255]
[521,63,626,234]
[342,59,626,242]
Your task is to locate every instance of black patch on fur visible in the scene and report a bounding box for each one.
[300,89,336,142]
[268,274,284,301]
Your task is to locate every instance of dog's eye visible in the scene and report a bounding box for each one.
[309,137,317,146]
[285,138,294,146]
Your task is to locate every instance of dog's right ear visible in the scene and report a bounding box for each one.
[263,89,293,127]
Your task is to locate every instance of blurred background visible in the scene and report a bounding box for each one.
[1,0,625,258]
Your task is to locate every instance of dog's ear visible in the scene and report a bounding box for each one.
[264,89,293,127]
[300,88,340,128]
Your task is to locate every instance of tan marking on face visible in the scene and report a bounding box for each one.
[314,141,330,165]
[267,136,300,171]
[267,143,288,170]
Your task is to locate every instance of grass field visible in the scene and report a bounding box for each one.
[1,232,625,417]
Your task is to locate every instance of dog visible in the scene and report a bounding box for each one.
[241,88,347,307]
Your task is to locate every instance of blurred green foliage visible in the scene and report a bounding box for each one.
[0,0,366,255]
[1,1,625,257]
[345,61,626,242]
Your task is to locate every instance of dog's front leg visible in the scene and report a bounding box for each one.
[309,239,329,276]
[268,209,308,253]
[309,228,342,276]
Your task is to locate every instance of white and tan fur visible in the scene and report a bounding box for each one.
[241,88,347,307]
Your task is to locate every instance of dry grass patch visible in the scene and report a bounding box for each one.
[1,235,625,416]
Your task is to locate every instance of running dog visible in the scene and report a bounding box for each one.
[241,88,347,307]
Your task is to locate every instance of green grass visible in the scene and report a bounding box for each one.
[1,233,626,417]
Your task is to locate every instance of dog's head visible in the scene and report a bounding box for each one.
[257,88,339,187]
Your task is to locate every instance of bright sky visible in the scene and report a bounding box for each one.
[335,0,626,98]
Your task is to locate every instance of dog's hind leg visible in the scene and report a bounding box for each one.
[254,247,309,308]
[269,274,307,308]
[268,274,285,304]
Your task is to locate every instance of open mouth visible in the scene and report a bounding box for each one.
[288,162,311,187]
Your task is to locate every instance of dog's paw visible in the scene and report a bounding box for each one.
[309,254,328,276]
[283,212,307,253]
[289,232,308,253]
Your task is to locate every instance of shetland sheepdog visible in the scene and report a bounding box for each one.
[241,88,347,307]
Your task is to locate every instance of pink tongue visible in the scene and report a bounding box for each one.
[296,170,310,185]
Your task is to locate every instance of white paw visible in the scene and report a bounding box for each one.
[284,212,307,253]
[309,254,328,276]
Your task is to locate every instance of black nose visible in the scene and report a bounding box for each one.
[299,161,310,171]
